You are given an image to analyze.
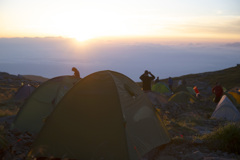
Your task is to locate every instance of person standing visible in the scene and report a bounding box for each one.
[140,70,155,92]
[193,86,201,98]
[168,77,173,91]
[212,82,223,103]
[155,77,160,83]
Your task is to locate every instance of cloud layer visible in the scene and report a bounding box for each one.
[0,37,240,81]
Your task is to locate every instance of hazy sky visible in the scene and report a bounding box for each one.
[1,0,240,41]
[1,1,240,80]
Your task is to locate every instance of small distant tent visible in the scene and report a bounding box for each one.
[27,70,170,160]
[12,76,79,133]
[152,82,171,96]
[168,91,196,103]
[13,84,36,102]
[211,95,240,121]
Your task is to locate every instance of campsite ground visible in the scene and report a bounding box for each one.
[0,66,240,160]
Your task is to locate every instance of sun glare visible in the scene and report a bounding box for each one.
[72,34,95,42]
[46,9,128,42]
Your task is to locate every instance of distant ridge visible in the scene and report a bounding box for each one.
[161,64,240,90]
[22,75,49,83]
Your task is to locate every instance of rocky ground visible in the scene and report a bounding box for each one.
[0,72,41,160]
[150,99,240,160]
[0,71,240,160]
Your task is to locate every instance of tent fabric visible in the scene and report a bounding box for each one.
[228,91,240,104]
[224,92,238,107]
[187,87,196,95]
[151,82,171,95]
[12,76,79,133]
[13,84,36,102]
[145,91,168,107]
[27,70,170,160]
[168,91,196,103]
[211,95,240,122]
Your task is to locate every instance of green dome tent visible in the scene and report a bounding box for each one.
[168,91,196,103]
[211,95,240,121]
[151,82,171,95]
[12,76,79,133]
[27,70,170,160]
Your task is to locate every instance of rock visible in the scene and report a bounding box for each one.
[155,155,177,160]
[194,126,212,135]
[223,152,229,157]
[203,157,237,160]
[182,150,205,160]
[207,153,218,157]
[193,138,204,144]
[216,150,223,155]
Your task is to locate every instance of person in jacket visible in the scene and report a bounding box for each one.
[140,70,155,92]
[193,85,200,98]
[212,82,223,103]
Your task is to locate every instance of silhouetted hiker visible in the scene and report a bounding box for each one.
[168,77,173,91]
[155,77,160,83]
[140,70,155,92]
[212,82,223,103]
[72,67,80,78]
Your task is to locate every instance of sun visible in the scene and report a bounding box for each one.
[72,34,95,42]
[48,9,127,42]
[67,29,102,42]
[75,36,92,42]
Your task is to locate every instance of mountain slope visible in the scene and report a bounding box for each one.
[162,65,240,90]
[22,75,49,83]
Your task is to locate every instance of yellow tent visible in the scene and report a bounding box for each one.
[168,91,196,103]
[228,91,240,104]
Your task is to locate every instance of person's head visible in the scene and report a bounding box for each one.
[144,70,148,75]
[72,67,77,71]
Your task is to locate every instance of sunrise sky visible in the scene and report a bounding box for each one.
[1,0,240,42]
